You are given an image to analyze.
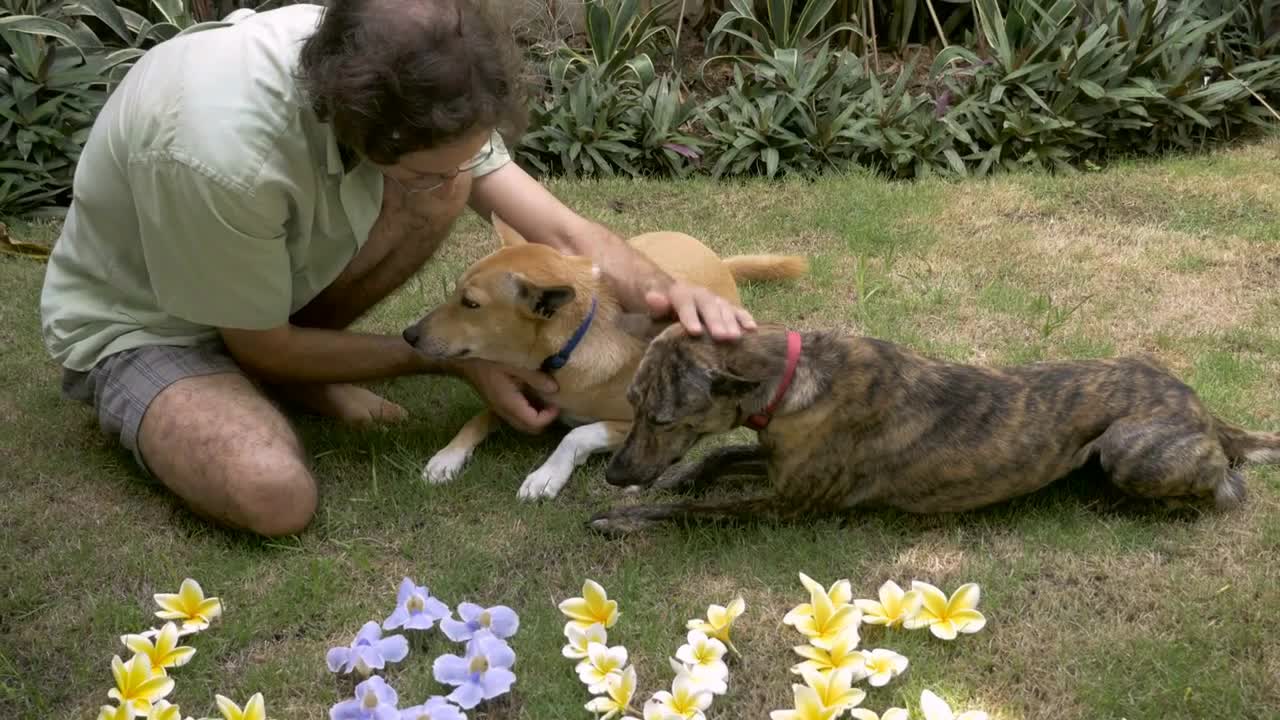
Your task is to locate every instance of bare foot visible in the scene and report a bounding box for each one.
[272,383,408,426]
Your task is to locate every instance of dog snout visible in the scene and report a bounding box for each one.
[605,455,646,488]
[402,324,420,347]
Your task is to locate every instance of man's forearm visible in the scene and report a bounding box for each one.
[556,219,675,310]
[221,325,451,385]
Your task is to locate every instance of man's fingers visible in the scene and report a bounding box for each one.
[507,366,559,395]
[735,305,758,330]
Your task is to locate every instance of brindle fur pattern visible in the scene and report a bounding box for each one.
[590,323,1280,534]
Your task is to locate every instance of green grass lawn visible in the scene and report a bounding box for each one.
[4,139,1280,720]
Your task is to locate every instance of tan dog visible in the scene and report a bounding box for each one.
[401,215,807,500]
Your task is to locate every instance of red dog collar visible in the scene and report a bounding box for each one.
[744,330,802,430]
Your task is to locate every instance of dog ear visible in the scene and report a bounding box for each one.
[507,273,576,319]
[616,313,669,343]
[709,369,761,398]
[491,212,528,247]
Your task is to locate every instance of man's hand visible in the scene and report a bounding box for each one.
[452,358,561,434]
[644,280,757,341]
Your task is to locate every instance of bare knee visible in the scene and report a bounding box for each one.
[227,450,318,536]
[139,373,317,537]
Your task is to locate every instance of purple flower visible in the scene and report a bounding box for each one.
[326,621,409,676]
[330,675,400,720]
[440,603,519,642]
[398,696,466,720]
[432,634,517,709]
[383,577,451,632]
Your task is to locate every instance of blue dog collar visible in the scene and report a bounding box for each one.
[540,297,597,373]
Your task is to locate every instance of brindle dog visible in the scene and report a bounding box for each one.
[588,322,1280,535]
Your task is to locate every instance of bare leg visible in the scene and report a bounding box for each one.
[138,373,317,536]
[653,443,769,492]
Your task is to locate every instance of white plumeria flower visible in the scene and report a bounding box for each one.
[903,582,986,640]
[919,689,988,720]
[674,630,729,694]
[563,621,608,660]
[668,656,727,697]
[584,665,637,720]
[647,665,714,720]
[576,641,629,693]
[850,709,909,720]
[856,648,908,687]
[855,580,924,628]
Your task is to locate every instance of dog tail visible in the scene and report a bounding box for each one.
[1216,419,1280,466]
[724,254,809,282]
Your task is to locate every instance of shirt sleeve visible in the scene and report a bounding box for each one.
[470,130,512,178]
[128,154,293,330]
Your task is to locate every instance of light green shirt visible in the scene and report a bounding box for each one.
[39,3,510,372]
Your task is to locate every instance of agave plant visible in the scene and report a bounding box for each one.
[546,0,675,89]
[0,0,221,217]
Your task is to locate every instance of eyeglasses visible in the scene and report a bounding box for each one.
[383,143,495,195]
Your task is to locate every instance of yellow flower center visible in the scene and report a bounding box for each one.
[362,689,379,710]
[407,594,425,613]
[469,656,489,674]
[355,657,372,676]
[865,655,898,676]
[478,610,492,627]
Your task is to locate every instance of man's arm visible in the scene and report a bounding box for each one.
[467,161,756,339]
[218,324,442,385]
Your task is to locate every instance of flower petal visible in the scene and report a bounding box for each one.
[167,646,196,667]
[947,583,981,613]
[376,634,409,664]
[355,621,382,644]
[215,695,242,720]
[326,647,351,673]
[949,609,987,634]
[488,606,519,637]
[481,667,517,699]
[440,618,473,642]
[396,578,415,606]
[328,699,364,720]
[433,654,471,685]
[243,693,266,720]
[383,606,411,630]
[448,681,485,710]
[911,581,948,617]
[929,620,959,641]
[478,634,516,668]
[919,689,954,720]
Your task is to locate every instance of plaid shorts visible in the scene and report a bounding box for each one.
[61,342,244,474]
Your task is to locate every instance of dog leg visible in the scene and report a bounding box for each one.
[653,443,769,493]
[587,494,801,536]
[1088,415,1239,508]
[423,410,500,484]
[519,421,631,501]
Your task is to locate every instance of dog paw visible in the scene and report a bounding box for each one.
[423,447,471,484]
[518,464,570,501]
[586,510,657,537]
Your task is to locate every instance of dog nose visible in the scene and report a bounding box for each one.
[402,325,420,346]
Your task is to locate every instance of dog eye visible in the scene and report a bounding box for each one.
[460,297,480,309]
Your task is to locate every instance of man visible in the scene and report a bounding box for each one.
[39,0,754,537]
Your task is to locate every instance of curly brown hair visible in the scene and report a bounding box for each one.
[296,0,526,165]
